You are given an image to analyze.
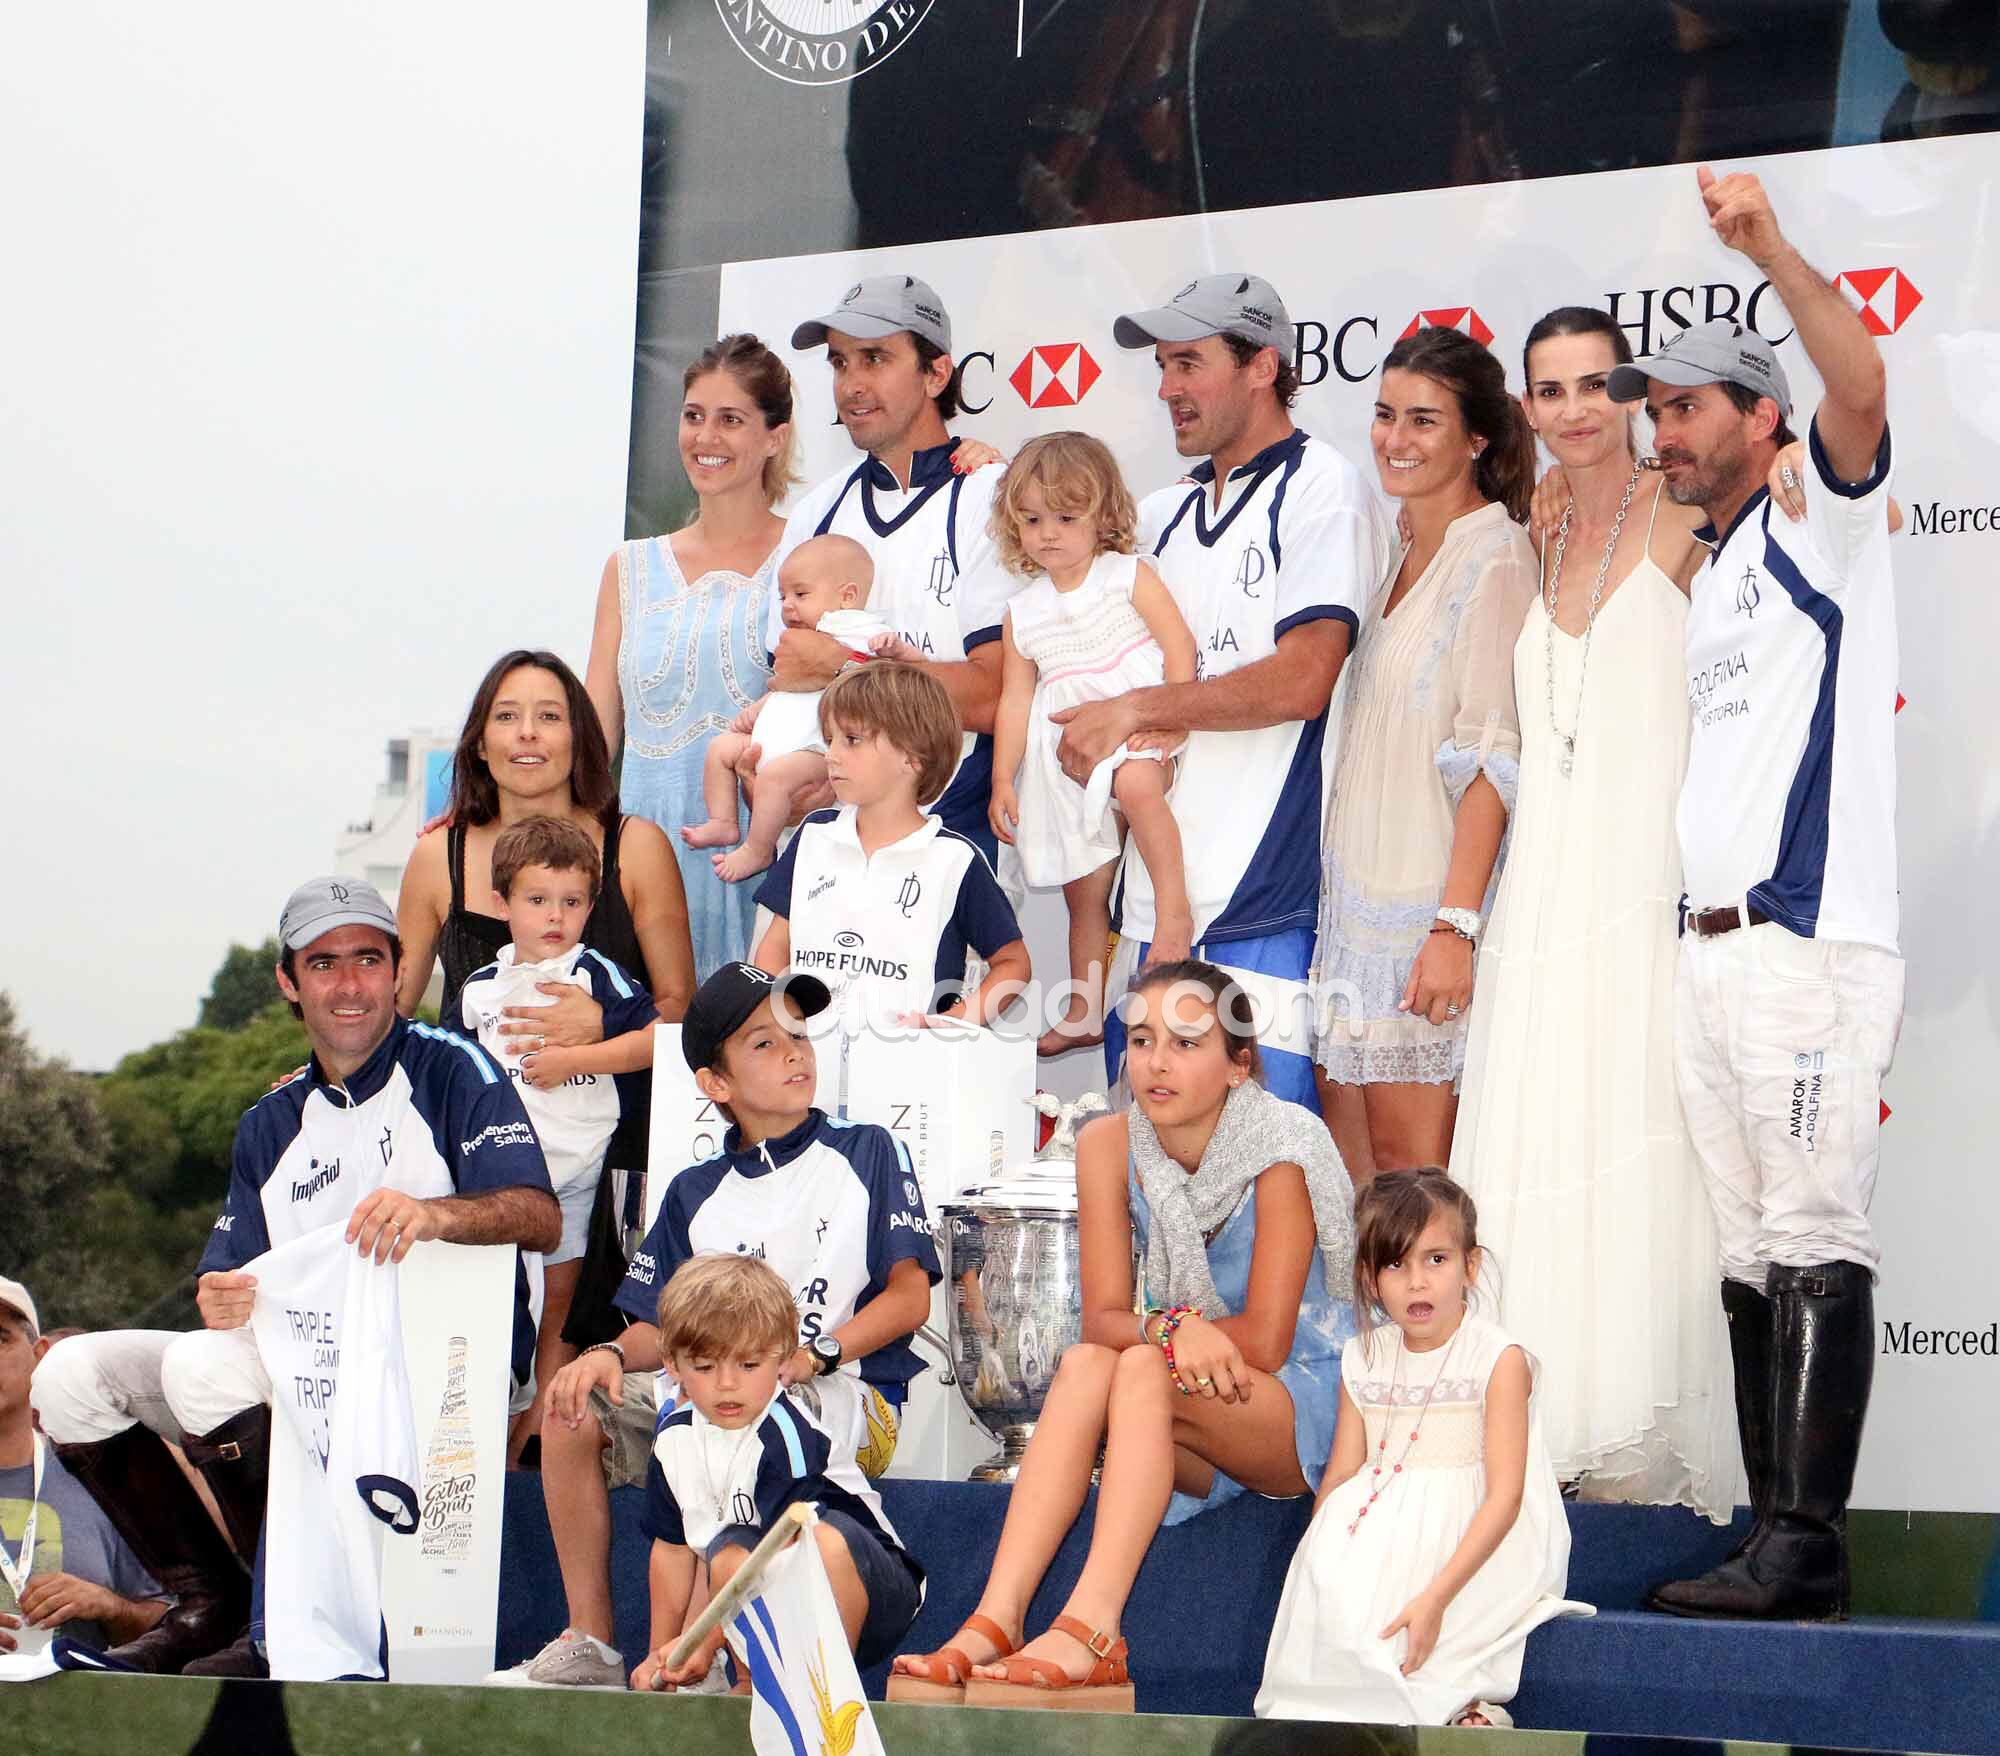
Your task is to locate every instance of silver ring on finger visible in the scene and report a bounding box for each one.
[1445,1001,1462,1017]
[1780,464,1800,491]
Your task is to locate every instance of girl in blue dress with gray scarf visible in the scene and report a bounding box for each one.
[889,958,1357,1710]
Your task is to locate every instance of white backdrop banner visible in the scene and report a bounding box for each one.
[720,135,2000,1513]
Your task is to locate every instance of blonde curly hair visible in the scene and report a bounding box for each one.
[990,431,1138,578]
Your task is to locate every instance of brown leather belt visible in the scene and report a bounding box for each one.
[1685,901,1772,939]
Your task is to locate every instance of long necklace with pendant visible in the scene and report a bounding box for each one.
[1347,1325,1463,1537]
[1544,465,1641,778]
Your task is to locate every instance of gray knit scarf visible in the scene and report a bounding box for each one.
[1130,1079,1356,1316]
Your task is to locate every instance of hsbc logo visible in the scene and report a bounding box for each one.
[1835,267,1922,336]
[1399,307,1494,347]
[1604,280,1794,358]
[1010,343,1101,409]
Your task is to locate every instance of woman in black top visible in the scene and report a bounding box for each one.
[397,649,695,1450]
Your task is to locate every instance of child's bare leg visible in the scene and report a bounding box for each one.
[1039,861,1116,1057]
[508,1258,581,1465]
[813,1524,872,1650]
[1115,760,1193,964]
[713,752,827,882]
[683,733,750,848]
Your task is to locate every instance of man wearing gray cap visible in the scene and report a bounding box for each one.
[762,273,1013,858]
[31,876,558,1674]
[1606,166,1902,1623]
[1066,272,1389,1109]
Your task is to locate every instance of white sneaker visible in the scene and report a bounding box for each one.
[514,1629,626,1689]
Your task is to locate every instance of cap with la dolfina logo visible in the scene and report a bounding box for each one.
[279,875,398,951]
[1114,273,1297,360]
[792,274,952,355]
[1607,317,1794,419]
[681,962,833,1075]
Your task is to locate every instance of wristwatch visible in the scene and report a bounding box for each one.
[1434,908,1483,943]
[809,1335,843,1377]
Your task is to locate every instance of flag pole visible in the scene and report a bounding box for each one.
[660,1501,813,1677]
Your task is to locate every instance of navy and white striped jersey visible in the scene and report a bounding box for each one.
[1680,418,1899,949]
[642,1386,919,1592]
[765,441,1016,853]
[1125,429,1389,944]
[198,1014,554,1376]
[756,806,1019,1029]
[616,1111,940,1392]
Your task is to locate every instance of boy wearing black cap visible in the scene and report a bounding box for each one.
[524,963,938,1690]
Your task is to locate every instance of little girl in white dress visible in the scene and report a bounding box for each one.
[1257,1169,1591,1728]
[986,432,1198,1055]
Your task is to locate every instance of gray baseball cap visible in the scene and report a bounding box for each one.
[1114,273,1297,360]
[1607,318,1793,419]
[792,273,952,354]
[0,1277,39,1337]
[279,875,398,951]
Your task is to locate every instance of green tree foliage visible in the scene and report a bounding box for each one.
[197,936,283,1032]
[0,993,112,1275]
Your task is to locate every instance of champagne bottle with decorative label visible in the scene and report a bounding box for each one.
[419,1334,477,1564]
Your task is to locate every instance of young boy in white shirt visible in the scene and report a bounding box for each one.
[753,662,1029,1034]
[524,960,937,1690]
[683,534,891,884]
[457,815,658,1455]
[630,1252,924,1693]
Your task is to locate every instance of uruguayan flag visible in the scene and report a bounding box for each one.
[729,1511,884,1756]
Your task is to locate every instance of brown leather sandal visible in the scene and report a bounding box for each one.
[962,1613,1137,1713]
[884,1612,1017,1705]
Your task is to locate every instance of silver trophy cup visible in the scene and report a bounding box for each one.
[941,1093,1106,1482]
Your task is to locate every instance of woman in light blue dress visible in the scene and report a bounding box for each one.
[586,334,794,977]
[890,958,1357,1707]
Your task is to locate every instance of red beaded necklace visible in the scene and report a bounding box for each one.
[1346,1321,1465,1539]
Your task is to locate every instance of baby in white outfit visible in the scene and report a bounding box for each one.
[684,532,889,882]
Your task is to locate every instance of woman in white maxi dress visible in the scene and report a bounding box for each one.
[1449,312,1739,1519]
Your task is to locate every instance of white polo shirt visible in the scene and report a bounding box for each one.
[1124,428,1389,943]
[1680,418,1899,951]
[768,442,1015,848]
[755,805,1020,1028]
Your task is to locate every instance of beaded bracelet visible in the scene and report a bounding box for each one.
[1156,1304,1201,1396]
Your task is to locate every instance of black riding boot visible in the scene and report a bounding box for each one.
[1647,1261,1873,1620]
[1714,1278,1777,1563]
[180,1408,273,1679]
[52,1424,250,1672]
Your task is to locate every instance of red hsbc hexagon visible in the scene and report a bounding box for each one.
[1400,307,1494,347]
[1835,267,1922,336]
[1010,343,1102,409]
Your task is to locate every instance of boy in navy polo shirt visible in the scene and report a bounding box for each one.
[753,663,1029,1035]
[522,962,937,1690]
[631,1253,923,1693]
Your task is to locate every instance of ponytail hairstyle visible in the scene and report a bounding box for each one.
[1523,306,1638,458]
[683,333,800,506]
[1351,1168,1482,1339]
[1125,958,1265,1085]
[1381,325,1536,524]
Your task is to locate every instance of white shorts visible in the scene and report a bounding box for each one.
[32,1326,271,1445]
[549,1175,597,1268]
[1674,922,1905,1288]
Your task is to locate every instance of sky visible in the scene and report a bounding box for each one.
[4,4,644,1070]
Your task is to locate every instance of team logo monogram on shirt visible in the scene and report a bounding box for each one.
[378,1127,394,1166]
[926,552,954,604]
[1735,566,1761,619]
[895,874,921,918]
[1233,544,1267,599]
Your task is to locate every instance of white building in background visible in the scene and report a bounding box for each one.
[334,730,456,905]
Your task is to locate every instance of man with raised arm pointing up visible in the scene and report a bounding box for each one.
[1608,166,1903,1622]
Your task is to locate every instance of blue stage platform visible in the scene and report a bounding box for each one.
[498,1475,2000,1753]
